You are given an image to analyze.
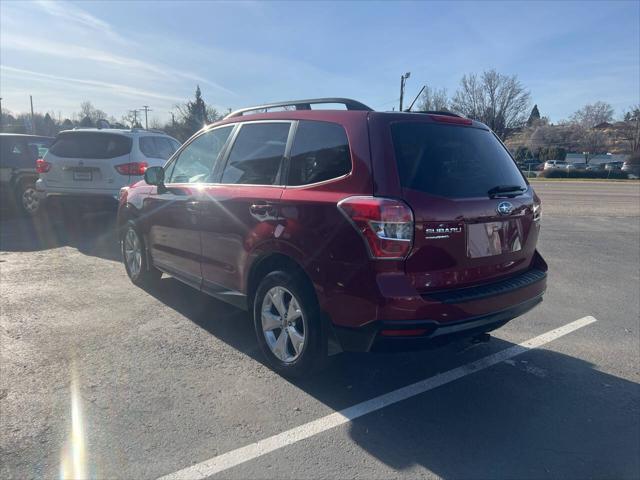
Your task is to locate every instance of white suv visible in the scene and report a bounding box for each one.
[36,128,180,207]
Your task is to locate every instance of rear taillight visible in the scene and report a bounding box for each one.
[115,162,148,176]
[36,158,51,173]
[338,196,414,259]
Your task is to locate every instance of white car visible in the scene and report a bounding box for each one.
[544,160,568,170]
[36,129,180,208]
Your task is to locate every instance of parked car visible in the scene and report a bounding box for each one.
[543,160,569,170]
[36,128,180,210]
[117,98,547,376]
[604,162,624,171]
[622,161,640,177]
[565,162,588,171]
[0,133,54,215]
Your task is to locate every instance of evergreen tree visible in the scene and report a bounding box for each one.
[527,105,541,126]
[184,85,208,136]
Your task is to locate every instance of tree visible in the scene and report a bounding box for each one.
[570,101,614,128]
[79,115,93,128]
[527,104,541,126]
[417,86,449,111]
[178,85,208,137]
[621,104,640,153]
[450,69,531,138]
[42,113,57,136]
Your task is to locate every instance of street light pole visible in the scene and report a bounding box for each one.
[399,72,411,111]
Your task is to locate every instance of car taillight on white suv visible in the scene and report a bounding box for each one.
[338,196,414,259]
[114,162,148,176]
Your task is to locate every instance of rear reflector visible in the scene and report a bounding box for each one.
[338,196,414,259]
[429,114,473,125]
[36,158,51,173]
[115,161,148,176]
[380,328,428,337]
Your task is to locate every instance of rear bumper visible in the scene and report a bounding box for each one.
[35,179,121,200]
[333,294,543,352]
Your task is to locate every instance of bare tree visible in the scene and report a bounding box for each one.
[450,69,530,138]
[620,104,640,153]
[417,86,449,111]
[570,101,614,128]
[79,101,107,123]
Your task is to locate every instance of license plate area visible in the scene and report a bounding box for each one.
[466,219,523,258]
[72,168,93,181]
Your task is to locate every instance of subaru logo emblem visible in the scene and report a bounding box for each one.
[497,201,514,216]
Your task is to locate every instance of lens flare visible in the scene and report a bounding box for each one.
[59,365,88,480]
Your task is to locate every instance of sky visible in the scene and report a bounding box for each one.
[1,0,638,125]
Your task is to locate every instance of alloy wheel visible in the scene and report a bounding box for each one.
[123,228,142,278]
[261,286,307,363]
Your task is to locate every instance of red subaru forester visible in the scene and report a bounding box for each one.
[118,98,547,376]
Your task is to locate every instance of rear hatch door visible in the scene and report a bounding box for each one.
[43,131,132,190]
[377,115,539,293]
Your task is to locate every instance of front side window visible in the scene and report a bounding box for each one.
[288,121,351,186]
[139,136,180,160]
[49,133,132,159]
[221,122,290,185]
[166,126,232,183]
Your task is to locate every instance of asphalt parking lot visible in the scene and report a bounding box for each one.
[1,180,639,479]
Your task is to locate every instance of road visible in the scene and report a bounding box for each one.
[1,181,639,479]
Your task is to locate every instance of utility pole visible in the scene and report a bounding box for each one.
[129,109,139,128]
[169,111,175,127]
[399,72,411,111]
[30,95,35,134]
[141,105,152,129]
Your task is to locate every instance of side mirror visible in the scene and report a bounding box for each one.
[144,166,165,186]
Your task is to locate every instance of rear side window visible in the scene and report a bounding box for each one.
[288,121,351,186]
[139,136,180,160]
[0,137,31,167]
[221,122,290,185]
[391,123,526,198]
[49,133,132,159]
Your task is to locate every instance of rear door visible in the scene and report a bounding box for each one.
[198,121,292,298]
[43,132,132,190]
[376,115,539,292]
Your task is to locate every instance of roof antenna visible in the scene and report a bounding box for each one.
[406,85,426,112]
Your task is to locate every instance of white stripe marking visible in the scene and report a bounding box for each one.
[158,316,597,480]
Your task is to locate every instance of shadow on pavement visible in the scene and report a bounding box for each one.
[0,205,120,262]
[145,276,640,479]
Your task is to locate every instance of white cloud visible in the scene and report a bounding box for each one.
[1,33,234,96]
[1,66,185,103]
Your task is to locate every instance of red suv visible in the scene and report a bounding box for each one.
[117,98,547,376]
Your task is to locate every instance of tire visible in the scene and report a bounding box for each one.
[122,221,162,288]
[17,181,41,216]
[253,270,327,377]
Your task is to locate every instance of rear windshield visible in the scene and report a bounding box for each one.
[49,132,132,159]
[391,123,526,198]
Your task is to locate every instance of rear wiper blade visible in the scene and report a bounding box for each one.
[487,185,527,198]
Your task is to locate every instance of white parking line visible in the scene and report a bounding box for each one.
[158,316,597,480]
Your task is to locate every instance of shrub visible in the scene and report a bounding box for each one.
[538,169,629,179]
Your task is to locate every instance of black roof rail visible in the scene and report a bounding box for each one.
[224,98,373,119]
[415,110,462,118]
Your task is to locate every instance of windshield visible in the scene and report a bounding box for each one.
[391,122,527,198]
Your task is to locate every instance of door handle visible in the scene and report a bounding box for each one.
[186,201,200,214]
[250,203,269,214]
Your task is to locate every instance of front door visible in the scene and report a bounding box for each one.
[144,125,235,288]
